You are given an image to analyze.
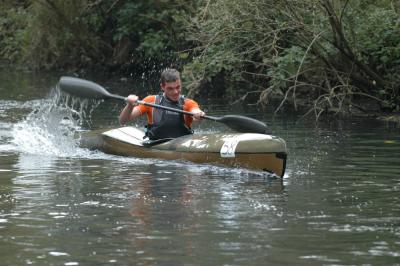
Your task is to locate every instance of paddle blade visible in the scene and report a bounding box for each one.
[218,115,268,134]
[58,76,111,99]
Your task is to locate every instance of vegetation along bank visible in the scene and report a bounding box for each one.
[1,0,399,120]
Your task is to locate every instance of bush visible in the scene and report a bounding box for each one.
[0,5,30,64]
[0,0,198,72]
[183,0,400,116]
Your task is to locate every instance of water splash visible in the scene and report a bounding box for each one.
[11,87,100,157]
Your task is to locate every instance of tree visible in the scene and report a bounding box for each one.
[183,0,400,118]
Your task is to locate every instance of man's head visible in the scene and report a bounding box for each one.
[161,68,180,85]
[160,68,182,102]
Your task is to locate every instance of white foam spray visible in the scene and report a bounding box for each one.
[11,87,98,157]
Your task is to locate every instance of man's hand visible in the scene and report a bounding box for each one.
[119,94,140,125]
[126,94,139,105]
[192,109,205,121]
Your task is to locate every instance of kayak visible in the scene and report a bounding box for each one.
[80,126,287,177]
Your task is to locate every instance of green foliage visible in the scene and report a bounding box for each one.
[0,0,198,71]
[183,0,400,115]
[114,1,197,64]
[2,0,98,69]
[182,0,284,95]
[0,6,30,63]
[354,8,400,74]
[268,46,307,91]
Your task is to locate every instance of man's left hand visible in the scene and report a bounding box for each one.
[192,110,205,120]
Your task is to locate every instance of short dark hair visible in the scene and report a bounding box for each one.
[160,68,180,84]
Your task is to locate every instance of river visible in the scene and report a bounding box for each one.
[0,69,399,265]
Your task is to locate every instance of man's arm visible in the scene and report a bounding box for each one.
[185,99,205,122]
[119,95,141,125]
[191,108,205,121]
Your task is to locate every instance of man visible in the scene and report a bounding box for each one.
[119,68,205,140]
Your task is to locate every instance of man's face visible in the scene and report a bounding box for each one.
[161,79,181,102]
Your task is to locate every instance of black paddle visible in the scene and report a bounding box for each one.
[57,76,269,134]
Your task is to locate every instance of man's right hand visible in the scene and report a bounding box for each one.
[120,94,141,125]
[126,94,139,105]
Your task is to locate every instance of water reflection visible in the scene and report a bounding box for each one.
[119,164,283,265]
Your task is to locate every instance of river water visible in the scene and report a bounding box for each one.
[0,69,399,265]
